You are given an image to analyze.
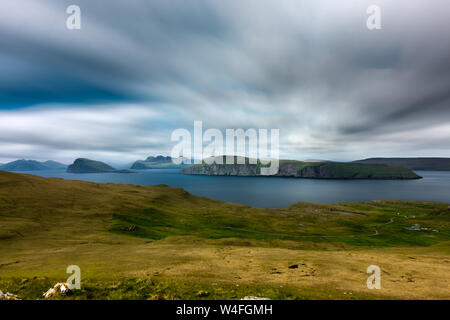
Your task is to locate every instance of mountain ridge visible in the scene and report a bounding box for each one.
[131,155,189,169]
[0,159,67,171]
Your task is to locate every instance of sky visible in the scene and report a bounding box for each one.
[0,0,449,165]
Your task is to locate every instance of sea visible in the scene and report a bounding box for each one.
[15,169,450,208]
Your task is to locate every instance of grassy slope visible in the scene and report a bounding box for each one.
[0,171,449,300]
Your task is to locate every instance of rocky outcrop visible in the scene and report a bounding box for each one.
[241,296,271,300]
[0,290,21,300]
[276,161,298,176]
[43,283,73,298]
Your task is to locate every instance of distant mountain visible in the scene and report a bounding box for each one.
[42,160,68,170]
[67,158,130,173]
[131,155,189,169]
[182,156,421,179]
[0,159,67,171]
[146,155,172,163]
[354,158,450,171]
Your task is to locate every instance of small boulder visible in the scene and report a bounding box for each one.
[122,225,139,232]
[43,283,73,298]
[406,224,421,231]
[288,264,299,269]
[196,290,210,297]
[241,296,271,300]
[0,290,21,300]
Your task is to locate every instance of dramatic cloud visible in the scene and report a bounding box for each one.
[0,0,449,163]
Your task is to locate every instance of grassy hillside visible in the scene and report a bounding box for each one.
[0,171,449,300]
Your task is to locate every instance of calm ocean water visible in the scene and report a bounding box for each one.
[16,169,450,208]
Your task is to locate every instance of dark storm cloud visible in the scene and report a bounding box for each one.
[0,0,449,163]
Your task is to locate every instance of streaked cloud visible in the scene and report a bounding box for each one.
[0,0,449,163]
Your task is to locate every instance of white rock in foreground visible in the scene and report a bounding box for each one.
[43,283,73,298]
[241,296,271,300]
[0,290,21,300]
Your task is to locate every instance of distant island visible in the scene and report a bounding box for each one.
[131,155,189,169]
[182,157,421,179]
[67,158,131,174]
[0,159,67,171]
[354,158,450,171]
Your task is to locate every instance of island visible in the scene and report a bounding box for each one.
[182,157,421,179]
[67,158,131,174]
[0,159,67,171]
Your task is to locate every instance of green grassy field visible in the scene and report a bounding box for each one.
[0,171,449,300]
